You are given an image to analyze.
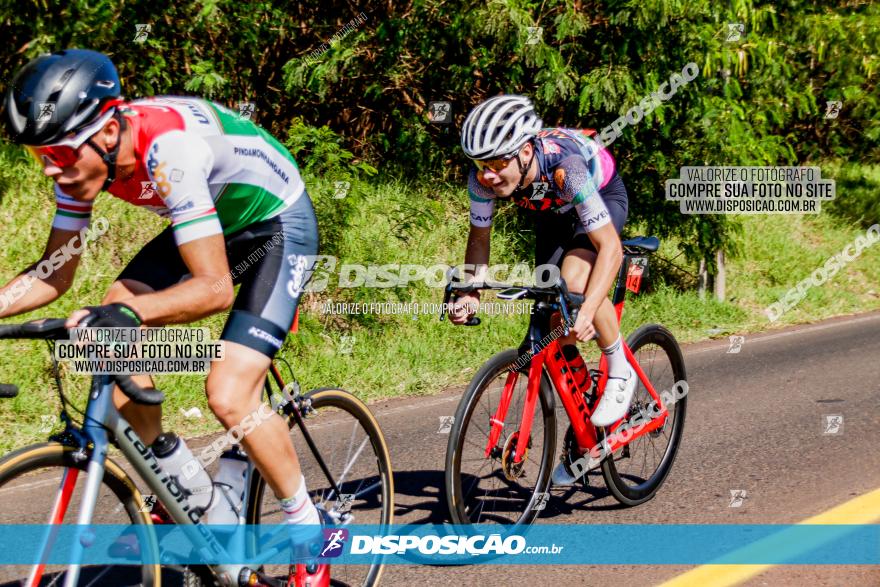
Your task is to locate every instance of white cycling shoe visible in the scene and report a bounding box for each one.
[590,369,637,427]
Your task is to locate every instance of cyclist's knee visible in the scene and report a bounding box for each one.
[205,374,259,428]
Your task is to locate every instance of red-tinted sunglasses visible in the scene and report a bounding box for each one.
[26,107,118,168]
[27,143,85,168]
[474,154,517,174]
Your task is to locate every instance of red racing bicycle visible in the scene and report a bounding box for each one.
[442,236,687,525]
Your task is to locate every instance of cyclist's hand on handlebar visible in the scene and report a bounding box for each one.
[449,292,480,325]
[572,304,597,342]
[66,303,143,329]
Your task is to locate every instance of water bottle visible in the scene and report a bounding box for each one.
[151,432,214,511]
[205,447,249,525]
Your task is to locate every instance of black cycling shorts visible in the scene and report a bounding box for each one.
[117,194,319,358]
[532,171,628,267]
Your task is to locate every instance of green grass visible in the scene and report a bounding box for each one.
[0,145,878,453]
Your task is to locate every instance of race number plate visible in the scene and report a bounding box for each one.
[626,257,648,293]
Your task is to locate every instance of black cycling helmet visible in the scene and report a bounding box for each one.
[4,49,121,146]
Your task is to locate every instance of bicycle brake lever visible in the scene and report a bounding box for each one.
[558,293,573,335]
[440,284,453,321]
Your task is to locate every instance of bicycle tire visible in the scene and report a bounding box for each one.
[0,442,161,586]
[599,324,687,506]
[446,348,557,526]
[246,387,394,587]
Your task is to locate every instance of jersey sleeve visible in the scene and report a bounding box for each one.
[146,130,222,246]
[553,155,611,233]
[51,185,93,232]
[467,168,495,228]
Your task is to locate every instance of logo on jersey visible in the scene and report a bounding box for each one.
[320,529,348,558]
[583,209,609,228]
[184,101,211,125]
[171,201,194,214]
[541,139,561,155]
[470,213,492,224]
[145,144,172,198]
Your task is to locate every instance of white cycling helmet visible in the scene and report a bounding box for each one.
[461,94,543,160]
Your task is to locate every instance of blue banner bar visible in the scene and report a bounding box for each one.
[0,524,876,565]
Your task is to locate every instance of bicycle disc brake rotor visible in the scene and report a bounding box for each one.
[500,431,529,481]
[633,399,667,438]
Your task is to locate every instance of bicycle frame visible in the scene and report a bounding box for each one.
[27,373,244,587]
[30,366,333,587]
[485,253,669,465]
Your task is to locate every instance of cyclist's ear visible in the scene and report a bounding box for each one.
[99,116,121,151]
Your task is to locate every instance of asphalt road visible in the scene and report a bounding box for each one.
[373,311,880,586]
[1,311,878,586]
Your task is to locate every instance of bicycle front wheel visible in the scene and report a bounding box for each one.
[0,442,160,586]
[446,348,557,525]
[599,324,687,505]
[248,388,394,587]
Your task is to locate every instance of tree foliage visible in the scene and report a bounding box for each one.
[1,0,877,270]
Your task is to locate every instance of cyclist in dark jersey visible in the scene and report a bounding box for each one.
[451,95,637,485]
[1,49,326,584]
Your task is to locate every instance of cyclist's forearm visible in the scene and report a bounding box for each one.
[123,276,232,326]
[0,265,69,318]
[464,226,490,281]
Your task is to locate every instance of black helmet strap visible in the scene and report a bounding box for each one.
[513,141,536,192]
[85,111,126,190]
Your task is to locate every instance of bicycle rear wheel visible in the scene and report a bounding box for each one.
[0,442,160,586]
[446,349,556,525]
[247,388,393,587]
[599,324,687,505]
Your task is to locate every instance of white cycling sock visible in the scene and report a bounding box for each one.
[279,475,321,525]
[600,334,629,379]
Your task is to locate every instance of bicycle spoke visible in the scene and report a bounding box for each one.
[452,355,551,525]
[84,565,112,587]
[334,436,369,488]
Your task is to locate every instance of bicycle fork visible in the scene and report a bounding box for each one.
[27,377,115,587]
[485,350,545,464]
[26,465,80,586]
